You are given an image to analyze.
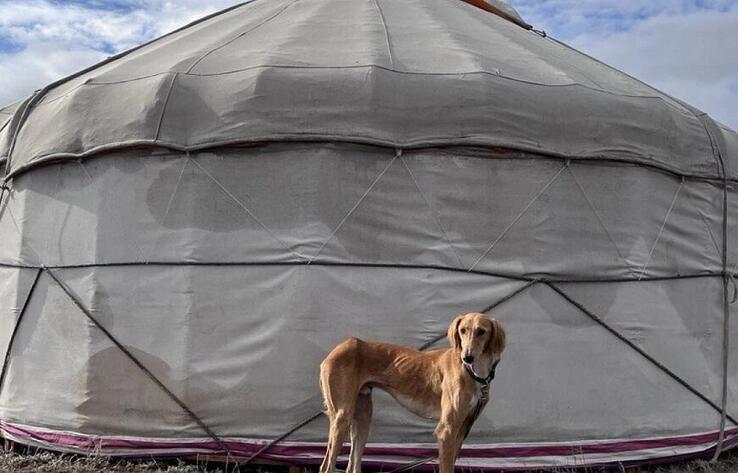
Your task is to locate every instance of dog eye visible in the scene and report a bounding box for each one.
[460,328,467,335]
[475,329,486,336]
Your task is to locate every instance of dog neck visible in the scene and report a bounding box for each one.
[463,358,500,385]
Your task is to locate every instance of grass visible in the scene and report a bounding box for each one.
[0,449,221,472]
[650,456,738,473]
[0,448,737,473]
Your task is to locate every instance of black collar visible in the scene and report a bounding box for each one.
[463,359,500,386]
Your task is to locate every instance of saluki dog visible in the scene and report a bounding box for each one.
[319,312,506,473]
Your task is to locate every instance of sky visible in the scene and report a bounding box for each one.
[0,0,737,130]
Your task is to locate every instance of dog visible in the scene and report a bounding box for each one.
[318,312,506,473]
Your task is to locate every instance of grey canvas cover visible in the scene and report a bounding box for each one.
[0,0,736,470]
[0,0,732,179]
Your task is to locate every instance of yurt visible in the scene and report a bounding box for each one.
[0,0,737,469]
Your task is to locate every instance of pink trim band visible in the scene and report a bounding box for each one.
[2,421,736,471]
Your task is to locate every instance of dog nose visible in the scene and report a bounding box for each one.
[463,355,474,364]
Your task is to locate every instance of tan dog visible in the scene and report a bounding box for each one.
[318,313,506,473]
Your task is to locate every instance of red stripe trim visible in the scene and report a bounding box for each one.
[3,421,737,463]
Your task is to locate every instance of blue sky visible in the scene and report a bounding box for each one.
[1,0,737,130]
[513,0,738,130]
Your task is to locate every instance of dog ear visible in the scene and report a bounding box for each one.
[485,318,507,358]
[447,314,464,351]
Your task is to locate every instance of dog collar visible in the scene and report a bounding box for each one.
[463,359,500,386]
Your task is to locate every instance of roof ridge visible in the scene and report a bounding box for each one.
[460,0,532,29]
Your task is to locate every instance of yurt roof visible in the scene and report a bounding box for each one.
[1,0,736,180]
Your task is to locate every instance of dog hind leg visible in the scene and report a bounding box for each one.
[347,388,373,473]
[320,407,354,473]
[319,353,360,473]
[320,339,368,473]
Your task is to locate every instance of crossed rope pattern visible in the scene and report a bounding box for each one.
[0,0,727,462]
[0,148,732,465]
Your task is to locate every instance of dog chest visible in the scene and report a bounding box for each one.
[469,384,482,410]
[388,390,440,420]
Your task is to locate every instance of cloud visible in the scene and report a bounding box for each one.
[511,0,737,38]
[509,0,738,130]
[0,0,241,106]
[1,1,149,52]
[577,5,738,130]
[1,0,736,131]
[0,43,106,106]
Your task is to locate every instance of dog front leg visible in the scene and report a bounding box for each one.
[434,414,463,473]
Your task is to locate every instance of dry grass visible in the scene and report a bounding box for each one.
[538,450,738,473]
[0,449,220,472]
[633,454,738,473]
[0,449,737,473]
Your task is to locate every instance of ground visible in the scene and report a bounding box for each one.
[0,449,737,473]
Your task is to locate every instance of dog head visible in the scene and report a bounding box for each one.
[447,312,506,368]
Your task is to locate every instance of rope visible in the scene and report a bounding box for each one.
[698,113,731,462]
[468,162,567,272]
[308,150,400,264]
[3,94,40,177]
[387,456,435,473]
[399,155,465,268]
[185,0,299,74]
[242,411,324,464]
[0,185,8,224]
[76,159,93,181]
[714,269,732,461]
[0,268,42,396]
[371,0,395,69]
[143,157,189,264]
[0,130,731,461]
[243,280,537,465]
[0,181,233,456]
[42,267,232,457]
[0,259,725,284]
[3,195,25,248]
[418,279,538,351]
[7,140,736,186]
[153,73,179,143]
[637,178,684,280]
[568,166,638,278]
[377,284,538,473]
[699,210,722,262]
[189,155,307,262]
[545,282,738,426]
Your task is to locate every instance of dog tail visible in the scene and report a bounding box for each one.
[319,356,337,415]
[320,364,342,416]
[319,337,362,416]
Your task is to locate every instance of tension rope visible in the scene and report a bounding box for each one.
[0,122,732,463]
[243,280,536,466]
